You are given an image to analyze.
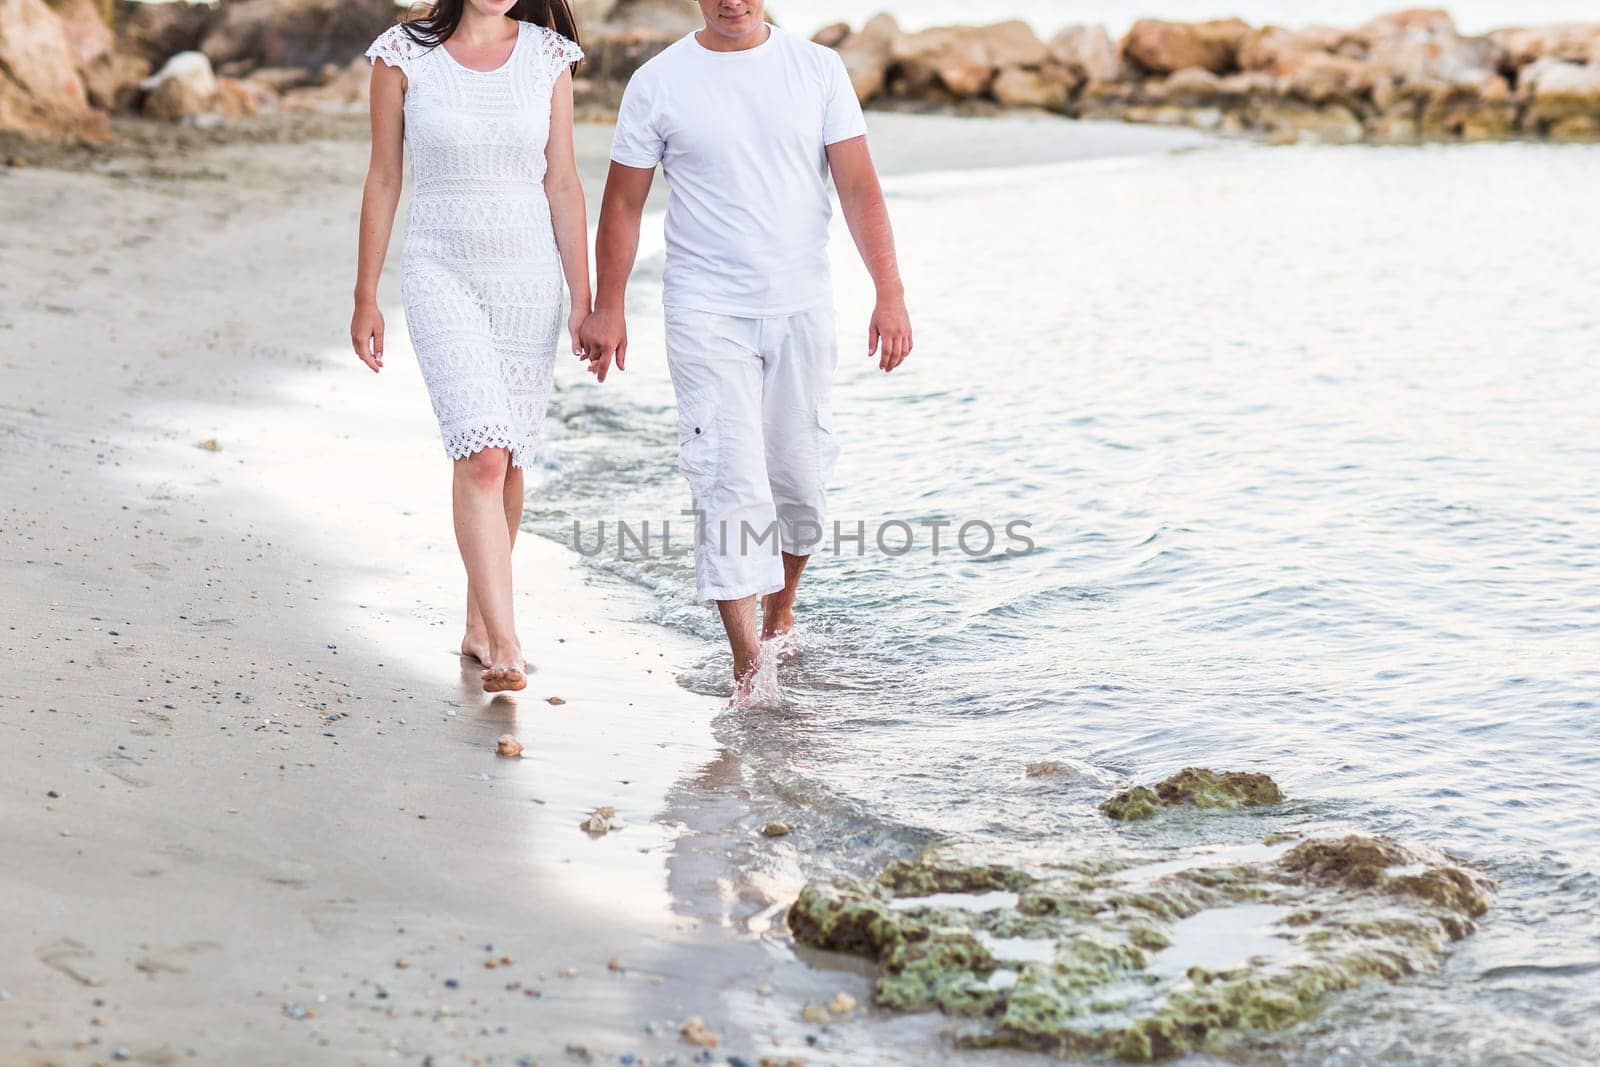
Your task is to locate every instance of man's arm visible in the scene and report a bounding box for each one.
[580,162,656,383]
[827,135,912,373]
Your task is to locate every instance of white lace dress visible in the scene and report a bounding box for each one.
[366,21,583,467]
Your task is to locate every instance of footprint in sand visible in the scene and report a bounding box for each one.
[37,938,101,987]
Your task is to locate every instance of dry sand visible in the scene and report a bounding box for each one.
[0,108,1203,1064]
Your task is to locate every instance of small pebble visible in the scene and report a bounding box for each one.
[679,1015,719,1048]
[496,734,524,758]
[112,1048,131,1062]
[444,978,460,989]
[801,1003,827,1024]
[547,696,566,705]
[46,790,59,798]
[760,822,791,838]
[827,991,857,1015]
[607,955,624,972]
[755,984,772,997]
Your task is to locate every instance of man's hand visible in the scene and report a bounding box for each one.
[868,294,912,373]
[579,307,628,383]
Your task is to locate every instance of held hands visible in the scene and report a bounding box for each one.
[869,292,913,373]
[568,304,589,361]
[578,307,628,384]
[351,300,385,373]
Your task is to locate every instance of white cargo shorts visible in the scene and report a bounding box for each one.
[663,303,840,603]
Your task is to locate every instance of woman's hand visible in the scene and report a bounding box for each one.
[568,303,590,361]
[579,307,627,383]
[351,300,385,373]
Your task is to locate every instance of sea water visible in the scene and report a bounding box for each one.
[532,140,1600,1062]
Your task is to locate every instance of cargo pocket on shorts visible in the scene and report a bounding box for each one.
[677,400,720,499]
[815,402,840,486]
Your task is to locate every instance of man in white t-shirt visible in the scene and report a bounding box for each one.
[580,0,913,697]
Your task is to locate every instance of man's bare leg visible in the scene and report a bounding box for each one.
[761,552,810,640]
[717,594,763,691]
[463,464,524,663]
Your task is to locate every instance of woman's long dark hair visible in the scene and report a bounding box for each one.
[401,1,581,68]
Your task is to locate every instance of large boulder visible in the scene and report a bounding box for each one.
[82,50,151,111]
[112,0,218,66]
[0,0,109,140]
[990,65,1076,111]
[1520,57,1600,138]
[601,0,703,37]
[1353,8,1499,88]
[1489,23,1600,69]
[53,0,150,113]
[1237,26,1349,76]
[1122,18,1250,76]
[889,20,1049,99]
[810,21,850,50]
[141,49,218,120]
[1278,52,1387,108]
[1419,75,1515,140]
[279,55,370,111]
[1048,25,1120,84]
[835,13,898,103]
[54,0,115,70]
[199,0,398,73]
[1252,99,1366,143]
[582,30,678,83]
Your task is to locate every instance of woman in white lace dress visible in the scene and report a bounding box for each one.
[351,0,588,693]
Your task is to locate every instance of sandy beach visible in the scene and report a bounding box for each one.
[0,110,1203,1065]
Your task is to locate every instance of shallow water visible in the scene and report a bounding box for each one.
[531,140,1600,1061]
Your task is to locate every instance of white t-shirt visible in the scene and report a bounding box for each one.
[610,26,869,317]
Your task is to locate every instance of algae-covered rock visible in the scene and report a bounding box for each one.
[1101,767,1283,821]
[879,856,1032,896]
[787,835,1492,1061]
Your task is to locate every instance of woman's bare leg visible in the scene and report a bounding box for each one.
[462,463,524,663]
[452,448,524,690]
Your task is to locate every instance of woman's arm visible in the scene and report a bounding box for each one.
[351,61,406,373]
[544,68,592,359]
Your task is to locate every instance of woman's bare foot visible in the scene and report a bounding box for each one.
[460,630,491,664]
[482,665,527,693]
[481,639,526,693]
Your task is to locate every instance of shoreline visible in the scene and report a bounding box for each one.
[0,110,1193,1063]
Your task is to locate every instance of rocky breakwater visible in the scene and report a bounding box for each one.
[822,8,1600,143]
[10,3,1598,148]
[786,768,1493,1060]
[0,0,709,144]
[0,0,448,143]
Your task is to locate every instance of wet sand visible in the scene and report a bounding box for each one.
[0,110,1203,1063]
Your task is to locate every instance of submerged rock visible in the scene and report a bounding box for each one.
[1100,767,1282,821]
[787,835,1492,1060]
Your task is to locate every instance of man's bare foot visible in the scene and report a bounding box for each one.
[761,597,794,641]
[460,631,491,664]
